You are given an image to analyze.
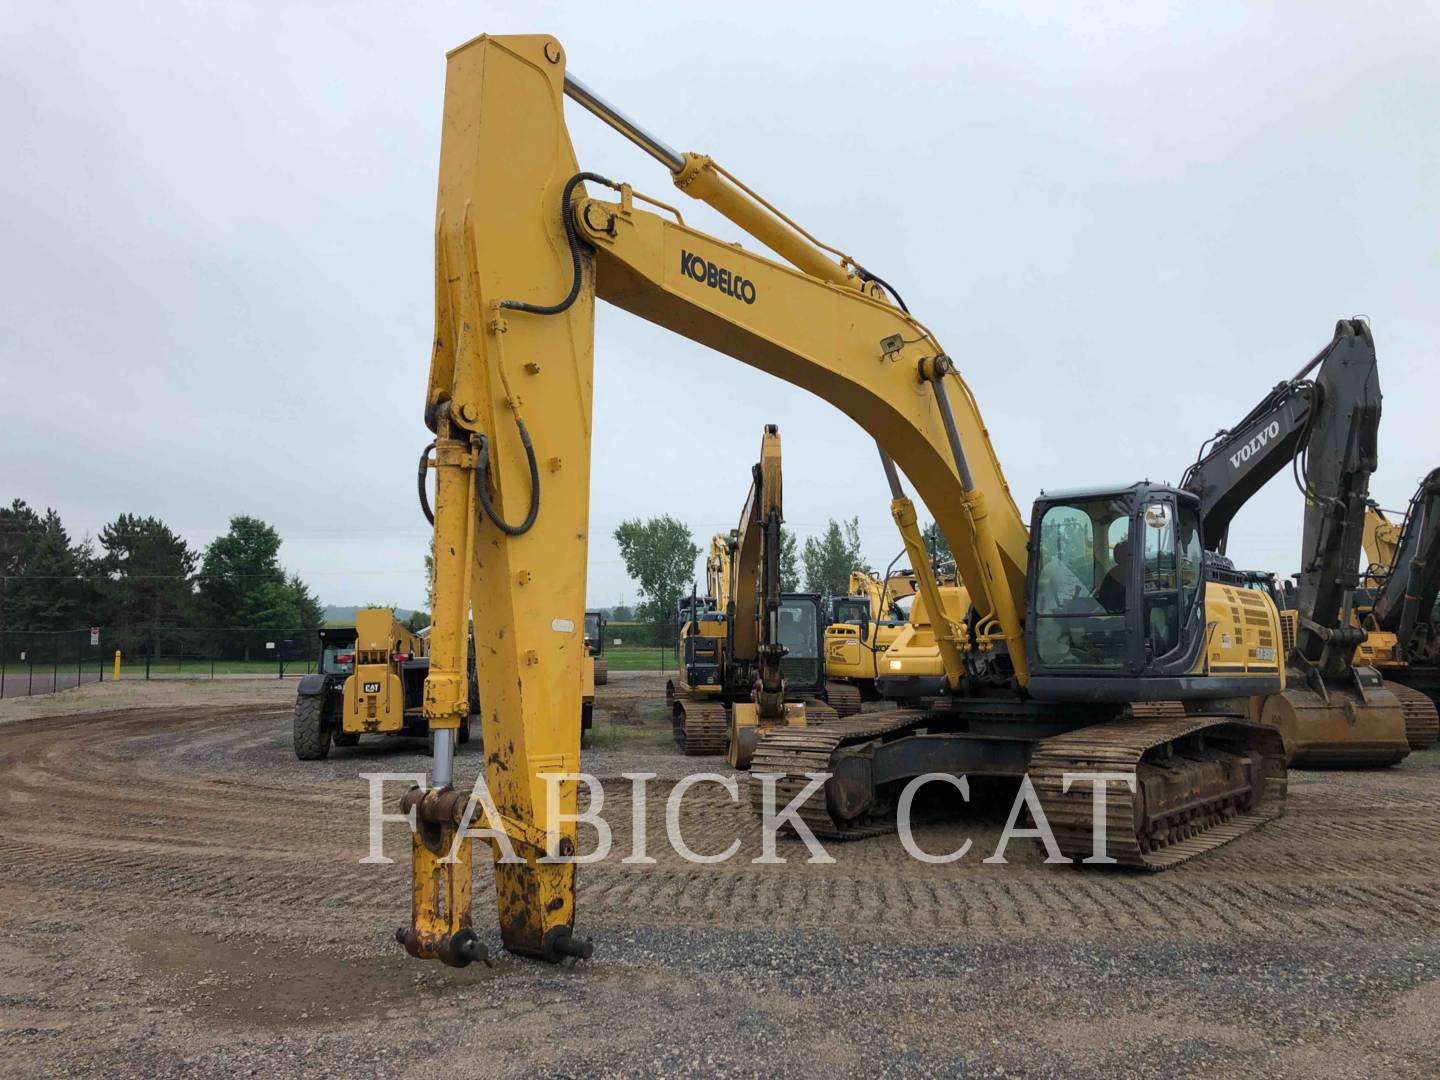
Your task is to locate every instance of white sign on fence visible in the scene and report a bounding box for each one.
[265,642,275,650]
[89,627,100,646]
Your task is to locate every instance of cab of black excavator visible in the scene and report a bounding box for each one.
[1023,481,1247,702]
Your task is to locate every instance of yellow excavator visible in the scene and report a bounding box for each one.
[822,568,917,703]
[668,425,838,762]
[399,33,1289,967]
[1353,474,1440,749]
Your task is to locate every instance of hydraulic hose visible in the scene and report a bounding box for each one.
[417,441,436,525]
[500,171,620,315]
[856,268,910,314]
[476,421,541,536]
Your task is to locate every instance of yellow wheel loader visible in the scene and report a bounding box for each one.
[398,34,1292,966]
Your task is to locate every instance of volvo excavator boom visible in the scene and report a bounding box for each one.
[404,34,1288,967]
[1179,322,1410,765]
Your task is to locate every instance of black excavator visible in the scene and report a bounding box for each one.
[1353,469,1440,748]
[1180,319,1414,765]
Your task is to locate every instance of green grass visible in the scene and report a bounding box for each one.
[600,646,678,672]
[115,658,317,677]
[584,721,672,749]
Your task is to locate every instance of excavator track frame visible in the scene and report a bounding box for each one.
[750,708,1287,865]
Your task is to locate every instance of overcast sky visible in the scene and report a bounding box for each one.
[4,2,1437,612]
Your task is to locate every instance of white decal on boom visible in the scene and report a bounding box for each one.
[1228,420,1283,469]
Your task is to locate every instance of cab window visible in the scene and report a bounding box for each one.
[1033,498,1130,669]
[1141,500,1181,658]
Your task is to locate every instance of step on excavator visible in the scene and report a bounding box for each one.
[668,425,840,762]
[1178,322,1413,766]
[1354,472,1440,748]
[397,34,1289,967]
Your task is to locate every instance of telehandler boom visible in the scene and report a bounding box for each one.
[401,34,1287,966]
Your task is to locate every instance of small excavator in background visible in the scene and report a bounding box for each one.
[822,568,916,701]
[401,34,1294,966]
[1179,321,1414,766]
[667,425,839,761]
[1352,472,1440,748]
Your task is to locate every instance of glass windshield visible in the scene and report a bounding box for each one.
[584,613,601,641]
[1034,497,1131,669]
[832,598,869,626]
[321,639,356,674]
[1142,500,1181,657]
[777,598,821,687]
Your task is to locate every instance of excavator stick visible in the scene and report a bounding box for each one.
[401,34,596,964]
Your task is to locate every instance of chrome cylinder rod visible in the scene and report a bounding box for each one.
[563,72,686,173]
[432,729,454,788]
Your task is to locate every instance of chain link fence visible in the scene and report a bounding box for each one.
[0,627,321,699]
[600,620,682,672]
[0,619,689,699]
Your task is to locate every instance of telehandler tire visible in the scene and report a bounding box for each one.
[293,695,331,760]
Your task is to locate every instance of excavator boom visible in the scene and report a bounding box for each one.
[406,33,1290,965]
[1180,321,1407,765]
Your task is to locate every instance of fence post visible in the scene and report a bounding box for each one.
[1,647,6,699]
[28,654,34,696]
[52,648,58,696]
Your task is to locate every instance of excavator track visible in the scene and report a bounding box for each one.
[749,711,926,839]
[1029,716,1288,870]
[822,681,863,719]
[749,705,1286,869]
[671,695,729,757]
[1389,681,1440,750]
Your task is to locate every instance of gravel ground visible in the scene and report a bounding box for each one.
[1,672,1438,1078]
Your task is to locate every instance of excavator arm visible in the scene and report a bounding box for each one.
[732,425,788,719]
[1180,320,1381,674]
[1367,469,1440,644]
[406,32,1034,964]
[705,533,732,613]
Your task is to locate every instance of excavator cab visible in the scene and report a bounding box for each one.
[774,594,826,692]
[1026,483,1228,700]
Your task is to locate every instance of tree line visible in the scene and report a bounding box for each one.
[611,514,954,628]
[0,500,323,635]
